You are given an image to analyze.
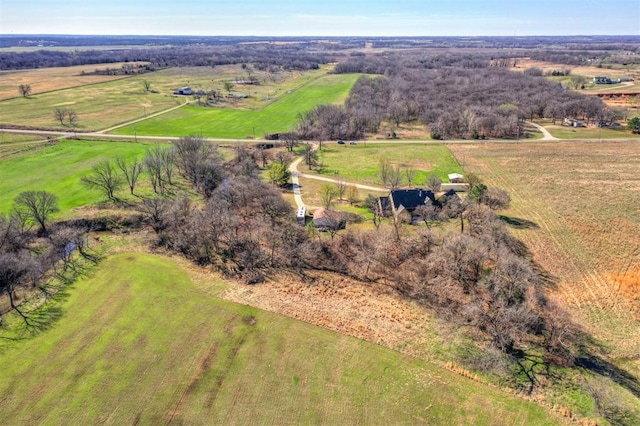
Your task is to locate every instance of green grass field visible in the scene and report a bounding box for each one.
[0,252,560,425]
[112,73,361,139]
[547,125,640,139]
[308,143,464,186]
[0,139,159,215]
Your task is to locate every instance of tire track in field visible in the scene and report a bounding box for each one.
[449,145,626,314]
[493,167,624,315]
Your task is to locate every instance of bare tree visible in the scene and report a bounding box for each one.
[282,131,298,152]
[67,110,78,128]
[387,165,402,189]
[301,144,318,169]
[379,159,402,189]
[319,183,339,208]
[138,197,170,233]
[82,160,123,201]
[115,156,144,195]
[0,251,36,325]
[142,80,152,92]
[54,108,67,125]
[346,184,360,205]
[426,174,442,193]
[482,187,511,210]
[144,146,173,195]
[414,203,440,229]
[18,84,32,98]
[335,176,347,200]
[12,191,59,236]
[404,166,416,187]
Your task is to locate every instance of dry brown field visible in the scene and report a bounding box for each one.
[0,62,148,100]
[515,58,639,83]
[515,58,640,110]
[449,142,640,371]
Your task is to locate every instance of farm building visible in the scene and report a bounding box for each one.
[448,173,464,183]
[593,76,632,85]
[174,87,194,95]
[563,118,586,127]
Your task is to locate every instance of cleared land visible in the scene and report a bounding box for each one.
[544,123,640,139]
[133,65,333,110]
[112,73,361,139]
[307,143,464,186]
[447,142,640,366]
[515,58,640,92]
[0,77,181,131]
[0,252,560,425]
[0,139,157,214]
[0,62,149,100]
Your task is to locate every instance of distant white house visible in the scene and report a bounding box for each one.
[174,87,194,95]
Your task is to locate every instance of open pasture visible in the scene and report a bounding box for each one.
[0,139,158,215]
[545,123,640,139]
[0,76,181,131]
[448,141,640,361]
[137,64,332,110]
[0,62,149,100]
[112,73,360,139]
[0,252,560,425]
[308,143,464,186]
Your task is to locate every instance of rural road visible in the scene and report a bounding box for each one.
[288,156,306,210]
[287,144,388,210]
[528,121,559,141]
[99,99,191,133]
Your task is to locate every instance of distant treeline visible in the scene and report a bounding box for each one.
[0,45,332,71]
[3,34,640,50]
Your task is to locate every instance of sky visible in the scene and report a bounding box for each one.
[1,0,639,37]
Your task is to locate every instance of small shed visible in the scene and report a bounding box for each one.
[174,87,194,95]
[448,173,465,183]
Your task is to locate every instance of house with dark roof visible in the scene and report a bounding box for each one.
[378,188,437,219]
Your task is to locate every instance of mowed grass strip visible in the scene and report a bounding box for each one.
[0,253,560,425]
[311,143,464,185]
[112,73,361,139]
[0,139,158,214]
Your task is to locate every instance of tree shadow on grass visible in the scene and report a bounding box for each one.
[499,215,540,229]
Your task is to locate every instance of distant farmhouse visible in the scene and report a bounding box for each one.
[173,87,194,95]
[564,118,586,127]
[593,76,633,85]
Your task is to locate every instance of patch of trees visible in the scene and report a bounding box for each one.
[132,151,578,392]
[79,63,154,76]
[337,67,607,139]
[0,192,103,327]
